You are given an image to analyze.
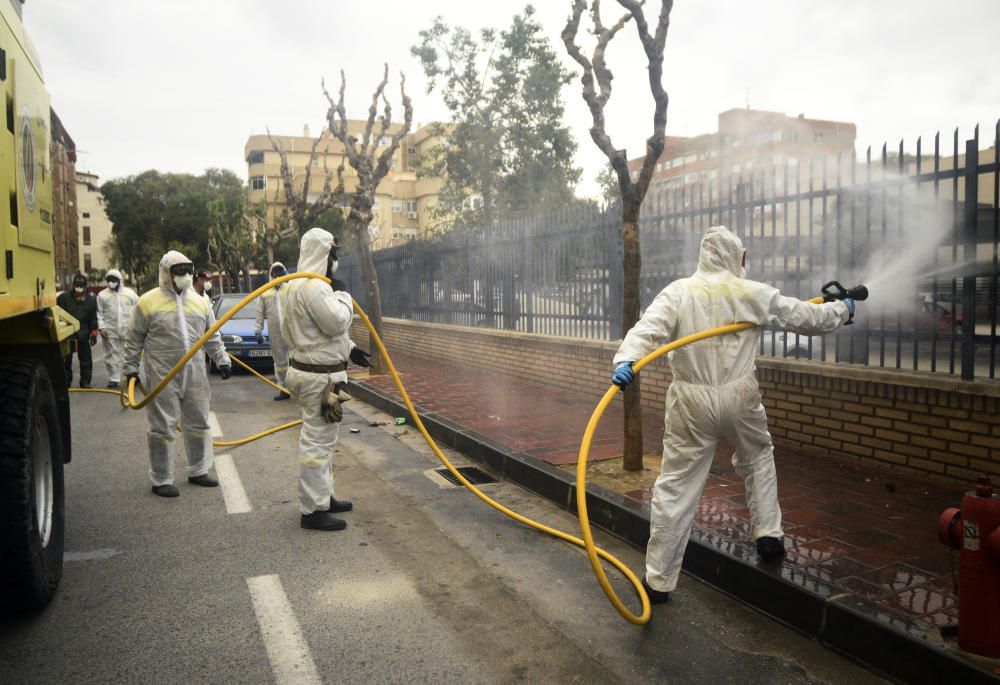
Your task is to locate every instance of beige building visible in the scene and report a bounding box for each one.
[245,122,446,250]
[75,171,114,276]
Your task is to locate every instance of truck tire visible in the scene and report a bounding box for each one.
[0,358,65,612]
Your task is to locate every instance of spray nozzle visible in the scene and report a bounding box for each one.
[821,281,869,303]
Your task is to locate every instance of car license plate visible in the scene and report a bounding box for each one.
[249,349,271,358]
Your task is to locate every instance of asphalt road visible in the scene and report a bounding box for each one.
[0,347,887,684]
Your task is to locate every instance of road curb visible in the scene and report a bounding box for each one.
[348,379,1000,685]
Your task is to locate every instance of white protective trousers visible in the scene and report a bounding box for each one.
[285,367,347,514]
[646,374,780,592]
[103,335,124,383]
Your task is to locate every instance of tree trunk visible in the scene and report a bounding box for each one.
[355,232,386,375]
[621,209,643,472]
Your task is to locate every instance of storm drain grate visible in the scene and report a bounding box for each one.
[434,466,497,487]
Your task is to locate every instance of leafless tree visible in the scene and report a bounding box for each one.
[323,63,413,374]
[563,0,673,471]
[265,128,343,262]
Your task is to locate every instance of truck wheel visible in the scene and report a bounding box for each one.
[0,358,65,612]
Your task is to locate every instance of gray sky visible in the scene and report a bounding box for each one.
[26,0,1000,197]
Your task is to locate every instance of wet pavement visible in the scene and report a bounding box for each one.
[360,350,967,640]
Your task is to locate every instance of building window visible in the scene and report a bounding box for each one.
[311,154,320,166]
[247,150,265,165]
[393,199,402,213]
[83,254,92,272]
[814,134,824,144]
[390,159,397,171]
[372,197,380,210]
[407,146,417,156]
[250,176,267,191]
[82,212,90,218]
[82,225,91,246]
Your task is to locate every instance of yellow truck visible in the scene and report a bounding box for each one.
[0,0,77,611]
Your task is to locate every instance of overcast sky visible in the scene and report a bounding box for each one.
[25,0,1000,197]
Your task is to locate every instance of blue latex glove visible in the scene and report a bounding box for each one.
[843,297,855,320]
[611,361,635,389]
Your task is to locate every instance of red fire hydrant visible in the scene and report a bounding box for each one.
[938,476,1000,657]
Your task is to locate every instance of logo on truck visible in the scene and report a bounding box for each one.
[19,104,36,213]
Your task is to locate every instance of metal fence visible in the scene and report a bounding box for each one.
[341,121,1000,380]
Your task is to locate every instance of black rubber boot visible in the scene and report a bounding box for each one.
[188,474,219,487]
[300,511,347,531]
[273,391,291,401]
[152,484,180,498]
[329,496,353,513]
[642,578,671,605]
[756,536,786,561]
[107,381,120,389]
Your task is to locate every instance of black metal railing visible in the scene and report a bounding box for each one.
[340,121,1000,380]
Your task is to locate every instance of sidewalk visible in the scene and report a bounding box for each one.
[352,350,994,683]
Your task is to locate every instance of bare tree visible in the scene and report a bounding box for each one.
[265,128,343,262]
[563,0,673,471]
[323,64,413,375]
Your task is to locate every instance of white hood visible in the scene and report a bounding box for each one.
[696,225,744,278]
[158,250,193,290]
[296,228,334,276]
[105,268,123,282]
[269,261,286,279]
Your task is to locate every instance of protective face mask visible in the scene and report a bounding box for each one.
[108,281,120,290]
[326,256,339,278]
[73,286,85,294]
[173,274,193,291]
[204,281,212,292]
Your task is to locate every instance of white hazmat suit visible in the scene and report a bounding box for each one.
[613,226,851,594]
[123,251,230,487]
[280,229,356,515]
[96,268,138,385]
[255,261,290,387]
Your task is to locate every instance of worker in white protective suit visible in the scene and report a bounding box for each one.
[281,228,372,531]
[255,261,291,401]
[194,270,214,308]
[96,269,138,388]
[611,226,857,604]
[123,251,233,498]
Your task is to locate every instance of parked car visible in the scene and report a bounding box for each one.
[211,293,272,371]
[878,295,962,334]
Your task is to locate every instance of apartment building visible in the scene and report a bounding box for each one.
[75,171,114,276]
[245,122,446,250]
[629,108,856,213]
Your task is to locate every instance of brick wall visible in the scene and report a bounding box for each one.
[352,318,999,485]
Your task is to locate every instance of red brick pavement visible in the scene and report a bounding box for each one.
[361,350,966,636]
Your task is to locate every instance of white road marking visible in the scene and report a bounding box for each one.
[246,575,321,685]
[215,453,252,514]
[65,548,121,562]
[208,410,223,438]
